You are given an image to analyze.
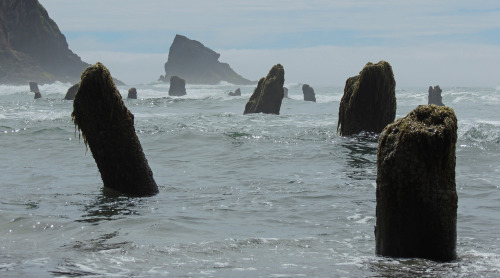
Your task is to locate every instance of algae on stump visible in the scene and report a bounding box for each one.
[376,104,457,261]
[337,61,396,136]
[72,62,158,197]
[244,64,285,115]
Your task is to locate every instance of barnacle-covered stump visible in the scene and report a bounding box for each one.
[337,61,396,136]
[72,62,158,196]
[375,104,457,261]
[243,64,284,115]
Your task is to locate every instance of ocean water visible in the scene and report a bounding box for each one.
[0,82,499,277]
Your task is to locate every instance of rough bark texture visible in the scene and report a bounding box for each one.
[243,64,285,115]
[375,104,457,262]
[71,63,158,197]
[337,61,396,136]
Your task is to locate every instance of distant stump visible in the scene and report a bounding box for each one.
[337,61,396,136]
[428,85,444,106]
[64,83,79,100]
[128,87,138,99]
[169,76,187,96]
[71,62,158,197]
[302,84,316,102]
[244,64,285,115]
[375,104,458,261]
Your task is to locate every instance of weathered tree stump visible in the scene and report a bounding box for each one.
[375,104,458,261]
[337,61,396,136]
[71,62,158,197]
[243,64,284,115]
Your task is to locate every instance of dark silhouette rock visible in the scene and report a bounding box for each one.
[168,76,187,96]
[71,63,158,197]
[0,0,90,84]
[283,87,288,98]
[127,87,137,99]
[160,34,255,85]
[376,104,458,262]
[228,88,241,96]
[337,60,396,136]
[302,84,316,102]
[244,64,285,115]
[64,83,79,100]
[33,91,41,99]
[29,81,41,98]
[428,85,444,106]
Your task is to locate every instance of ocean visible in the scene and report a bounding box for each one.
[0,82,499,277]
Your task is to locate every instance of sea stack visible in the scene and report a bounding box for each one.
[71,62,158,197]
[302,84,316,102]
[228,88,241,96]
[64,83,79,100]
[243,64,285,115]
[127,87,137,99]
[375,104,458,262]
[428,85,444,106]
[337,61,396,136]
[168,76,187,96]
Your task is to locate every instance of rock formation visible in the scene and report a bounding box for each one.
[428,85,444,106]
[127,87,137,99]
[168,76,187,96]
[244,64,285,115]
[29,82,41,98]
[64,83,79,100]
[375,104,458,262]
[228,88,241,96]
[302,84,316,102]
[0,0,90,84]
[160,34,255,85]
[283,87,288,98]
[337,61,396,136]
[71,62,158,197]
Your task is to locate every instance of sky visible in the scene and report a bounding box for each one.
[39,0,500,87]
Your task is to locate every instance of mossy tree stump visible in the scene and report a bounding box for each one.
[243,64,284,115]
[376,104,458,261]
[337,61,396,136]
[72,62,158,197]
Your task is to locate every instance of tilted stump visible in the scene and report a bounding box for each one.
[72,62,158,197]
[337,61,396,136]
[375,104,458,261]
[243,64,284,115]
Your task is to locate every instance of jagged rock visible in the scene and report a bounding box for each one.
[64,83,79,100]
[228,88,241,96]
[29,81,39,92]
[302,84,316,102]
[127,87,137,99]
[337,61,396,136]
[168,76,186,96]
[428,85,444,106]
[283,87,288,98]
[0,0,90,84]
[376,104,458,262]
[71,63,158,197]
[160,34,255,85]
[244,64,285,115]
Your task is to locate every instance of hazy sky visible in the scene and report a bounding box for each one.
[39,0,500,87]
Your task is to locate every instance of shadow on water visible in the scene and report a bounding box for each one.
[340,132,379,181]
[76,190,143,225]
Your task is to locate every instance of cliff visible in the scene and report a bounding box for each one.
[160,34,255,85]
[0,0,90,84]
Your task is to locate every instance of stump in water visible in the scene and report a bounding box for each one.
[243,64,284,115]
[375,104,458,262]
[29,81,41,99]
[428,85,444,106]
[337,61,396,136]
[71,62,158,197]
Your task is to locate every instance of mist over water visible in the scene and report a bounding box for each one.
[1,83,499,277]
